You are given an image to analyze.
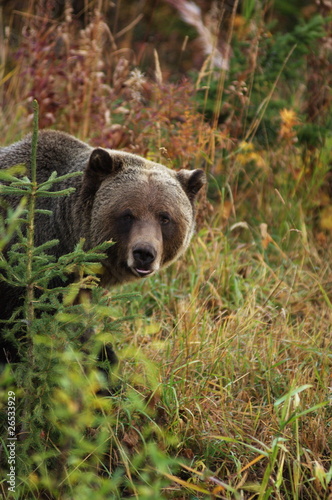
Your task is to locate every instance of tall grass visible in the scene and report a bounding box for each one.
[0,1,331,498]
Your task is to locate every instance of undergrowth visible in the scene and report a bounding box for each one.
[0,0,331,498]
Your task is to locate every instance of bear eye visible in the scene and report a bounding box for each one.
[120,210,134,222]
[159,212,171,225]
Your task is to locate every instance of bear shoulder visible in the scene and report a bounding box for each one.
[0,130,92,178]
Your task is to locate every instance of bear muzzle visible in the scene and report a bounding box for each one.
[130,243,159,278]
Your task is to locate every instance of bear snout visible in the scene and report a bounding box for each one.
[133,244,156,266]
[131,243,157,277]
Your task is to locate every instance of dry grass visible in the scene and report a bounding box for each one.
[117,199,332,497]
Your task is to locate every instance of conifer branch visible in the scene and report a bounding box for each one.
[26,99,39,328]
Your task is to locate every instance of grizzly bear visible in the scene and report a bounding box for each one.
[0,130,205,363]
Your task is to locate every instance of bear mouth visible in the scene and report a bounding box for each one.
[132,267,154,278]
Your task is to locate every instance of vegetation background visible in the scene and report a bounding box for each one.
[0,0,331,498]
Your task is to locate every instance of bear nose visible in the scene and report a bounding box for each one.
[132,244,156,267]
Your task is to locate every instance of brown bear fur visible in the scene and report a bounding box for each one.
[0,130,205,363]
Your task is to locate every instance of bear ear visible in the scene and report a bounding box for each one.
[82,148,124,196]
[176,169,206,202]
[87,148,124,178]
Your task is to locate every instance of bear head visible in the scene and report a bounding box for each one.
[80,147,206,286]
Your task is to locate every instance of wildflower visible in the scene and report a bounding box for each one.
[279,108,300,143]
